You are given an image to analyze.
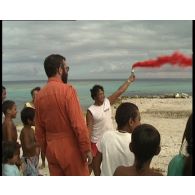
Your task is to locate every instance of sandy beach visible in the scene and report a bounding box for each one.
[16,96,192,176]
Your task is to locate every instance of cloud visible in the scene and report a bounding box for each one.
[2,20,192,81]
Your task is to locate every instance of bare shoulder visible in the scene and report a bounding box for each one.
[113,166,128,176]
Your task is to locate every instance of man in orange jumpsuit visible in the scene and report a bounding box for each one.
[35,54,92,176]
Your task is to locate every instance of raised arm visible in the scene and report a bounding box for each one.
[108,73,135,105]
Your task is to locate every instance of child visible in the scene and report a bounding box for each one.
[2,141,21,176]
[20,107,40,176]
[94,102,141,176]
[114,124,162,176]
[24,87,45,169]
[167,114,192,176]
[2,100,18,143]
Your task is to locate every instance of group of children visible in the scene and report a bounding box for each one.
[2,86,41,176]
[2,85,193,176]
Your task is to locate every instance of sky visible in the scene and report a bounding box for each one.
[2,20,192,81]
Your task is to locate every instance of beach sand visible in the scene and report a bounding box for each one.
[16,96,192,176]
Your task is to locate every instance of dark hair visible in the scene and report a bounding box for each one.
[21,107,35,125]
[90,85,104,100]
[31,87,41,97]
[2,100,15,115]
[115,102,139,129]
[2,85,6,92]
[183,114,192,155]
[182,114,192,175]
[2,141,19,163]
[44,54,66,78]
[131,124,161,170]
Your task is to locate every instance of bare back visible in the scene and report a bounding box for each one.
[114,166,163,176]
[20,127,37,157]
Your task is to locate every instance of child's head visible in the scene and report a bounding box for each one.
[2,100,17,118]
[115,102,140,132]
[21,107,35,126]
[2,141,20,164]
[130,124,161,170]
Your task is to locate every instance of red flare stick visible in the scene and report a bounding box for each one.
[132,51,192,69]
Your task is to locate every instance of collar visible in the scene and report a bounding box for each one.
[48,77,63,84]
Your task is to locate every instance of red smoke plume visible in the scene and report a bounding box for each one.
[132,52,192,69]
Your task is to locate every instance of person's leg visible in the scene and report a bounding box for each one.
[40,150,46,169]
[92,155,100,176]
[48,161,64,176]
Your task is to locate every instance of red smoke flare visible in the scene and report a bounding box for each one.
[132,52,192,69]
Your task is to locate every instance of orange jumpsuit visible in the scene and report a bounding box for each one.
[35,77,91,176]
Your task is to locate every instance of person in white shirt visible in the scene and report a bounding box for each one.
[94,102,141,176]
[86,73,135,173]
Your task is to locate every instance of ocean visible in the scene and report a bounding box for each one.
[2,78,192,125]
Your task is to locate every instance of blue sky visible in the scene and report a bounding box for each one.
[2,20,192,81]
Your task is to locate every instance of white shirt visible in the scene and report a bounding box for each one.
[96,130,134,176]
[88,98,114,143]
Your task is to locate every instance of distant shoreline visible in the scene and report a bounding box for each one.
[3,77,192,83]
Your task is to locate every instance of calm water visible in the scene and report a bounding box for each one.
[2,78,192,125]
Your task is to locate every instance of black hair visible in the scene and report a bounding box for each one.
[115,102,139,129]
[183,114,192,155]
[44,54,66,78]
[2,100,15,115]
[182,114,192,175]
[30,87,41,97]
[21,107,35,125]
[2,86,6,92]
[131,124,161,170]
[90,85,104,100]
[2,141,19,163]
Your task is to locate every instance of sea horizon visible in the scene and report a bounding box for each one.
[3,77,192,125]
[2,77,192,83]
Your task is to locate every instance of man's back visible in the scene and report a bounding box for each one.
[35,77,91,175]
[36,78,74,136]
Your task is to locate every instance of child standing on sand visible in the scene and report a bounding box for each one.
[20,107,40,176]
[2,100,21,168]
[2,141,21,176]
[114,124,162,176]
